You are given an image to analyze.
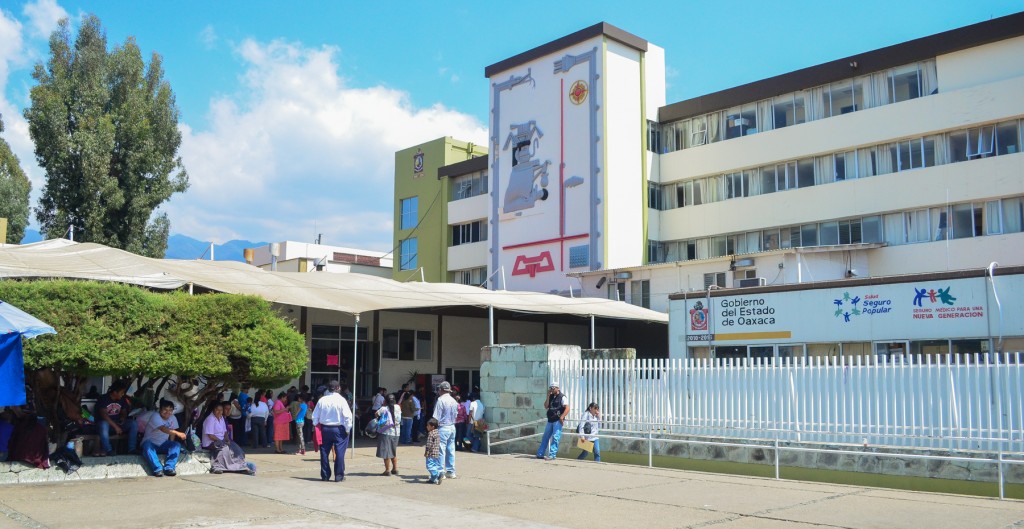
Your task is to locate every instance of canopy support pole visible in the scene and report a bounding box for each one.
[488,305,495,346]
[351,312,359,458]
[590,315,595,349]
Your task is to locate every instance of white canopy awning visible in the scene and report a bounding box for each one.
[0,241,667,323]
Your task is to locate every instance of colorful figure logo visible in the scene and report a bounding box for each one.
[569,80,588,105]
[690,301,708,331]
[832,291,861,323]
[913,286,956,307]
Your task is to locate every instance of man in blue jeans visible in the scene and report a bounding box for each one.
[432,381,459,480]
[536,381,569,460]
[141,401,186,477]
[93,381,138,456]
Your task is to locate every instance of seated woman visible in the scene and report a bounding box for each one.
[202,402,254,475]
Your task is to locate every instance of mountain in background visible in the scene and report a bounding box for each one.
[20,229,42,244]
[18,230,265,263]
[165,234,268,262]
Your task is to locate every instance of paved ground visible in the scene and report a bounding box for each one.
[1,443,1023,529]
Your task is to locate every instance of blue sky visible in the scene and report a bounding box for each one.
[1,0,1020,251]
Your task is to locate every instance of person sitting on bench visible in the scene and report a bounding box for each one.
[142,400,186,477]
[94,380,138,456]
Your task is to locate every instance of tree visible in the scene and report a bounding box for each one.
[24,15,188,257]
[0,280,307,433]
[0,115,31,244]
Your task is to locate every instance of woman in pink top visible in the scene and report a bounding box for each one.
[272,392,291,453]
[202,402,253,474]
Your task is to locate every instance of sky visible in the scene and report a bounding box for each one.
[0,0,1021,252]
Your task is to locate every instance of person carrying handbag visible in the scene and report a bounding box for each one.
[576,402,601,462]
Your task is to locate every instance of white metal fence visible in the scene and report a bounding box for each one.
[549,354,1024,452]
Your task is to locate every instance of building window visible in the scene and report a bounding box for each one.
[451,220,487,246]
[569,245,589,268]
[399,238,417,270]
[704,272,726,289]
[648,182,663,210]
[630,280,650,309]
[451,171,488,201]
[310,325,368,384]
[450,267,487,286]
[400,197,418,230]
[608,282,626,301]
[382,329,432,361]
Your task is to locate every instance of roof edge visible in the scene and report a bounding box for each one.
[438,154,488,179]
[660,11,1024,123]
[485,22,648,78]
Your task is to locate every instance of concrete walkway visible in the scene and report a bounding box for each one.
[1,443,1023,529]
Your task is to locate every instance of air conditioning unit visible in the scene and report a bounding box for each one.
[735,277,766,288]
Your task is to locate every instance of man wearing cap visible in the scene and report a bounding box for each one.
[536,381,570,460]
[432,381,459,480]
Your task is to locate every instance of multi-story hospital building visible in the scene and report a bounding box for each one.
[393,12,1024,359]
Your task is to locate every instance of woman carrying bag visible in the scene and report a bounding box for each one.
[576,402,601,462]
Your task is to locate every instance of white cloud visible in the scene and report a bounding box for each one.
[0,5,43,196]
[169,38,487,248]
[198,24,216,49]
[21,0,65,39]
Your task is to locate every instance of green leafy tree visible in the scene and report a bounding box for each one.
[0,280,307,432]
[24,15,188,257]
[0,115,31,244]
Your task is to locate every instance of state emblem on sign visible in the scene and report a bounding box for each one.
[690,301,708,331]
[569,80,588,105]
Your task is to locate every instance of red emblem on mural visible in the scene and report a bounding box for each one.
[511,251,555,278]
[569,80,588,105]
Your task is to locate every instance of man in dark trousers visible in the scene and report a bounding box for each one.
[312,380,353,482]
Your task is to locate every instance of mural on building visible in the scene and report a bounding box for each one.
[502,120,551,213]
[490,44,603,292]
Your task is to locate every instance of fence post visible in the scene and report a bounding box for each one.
[648,423,653,468]
[774,437,780,480]
[998,450,1004,500]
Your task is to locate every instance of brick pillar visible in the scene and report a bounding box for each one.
[479,344,580,451]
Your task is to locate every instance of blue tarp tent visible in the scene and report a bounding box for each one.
[0,301,56,407]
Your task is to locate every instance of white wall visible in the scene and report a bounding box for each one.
[447,194,489,225]
[441,315,489,370]
[938,35,1024,93]
[603,40,645,270]
[447,240,488,272]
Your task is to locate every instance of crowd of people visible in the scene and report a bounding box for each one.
[0,376,603,482]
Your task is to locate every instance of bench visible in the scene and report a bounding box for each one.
[72,434,128,457]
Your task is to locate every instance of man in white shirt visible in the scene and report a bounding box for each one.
[312,380,354,482]
[141,401,187,477]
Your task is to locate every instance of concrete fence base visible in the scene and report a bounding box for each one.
[487,431,1024,484]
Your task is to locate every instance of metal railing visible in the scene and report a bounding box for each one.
[550,354,1024,452]
[485,418,1024,499]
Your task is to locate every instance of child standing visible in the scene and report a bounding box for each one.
[424,418,442,485]
[293,394,307,455]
